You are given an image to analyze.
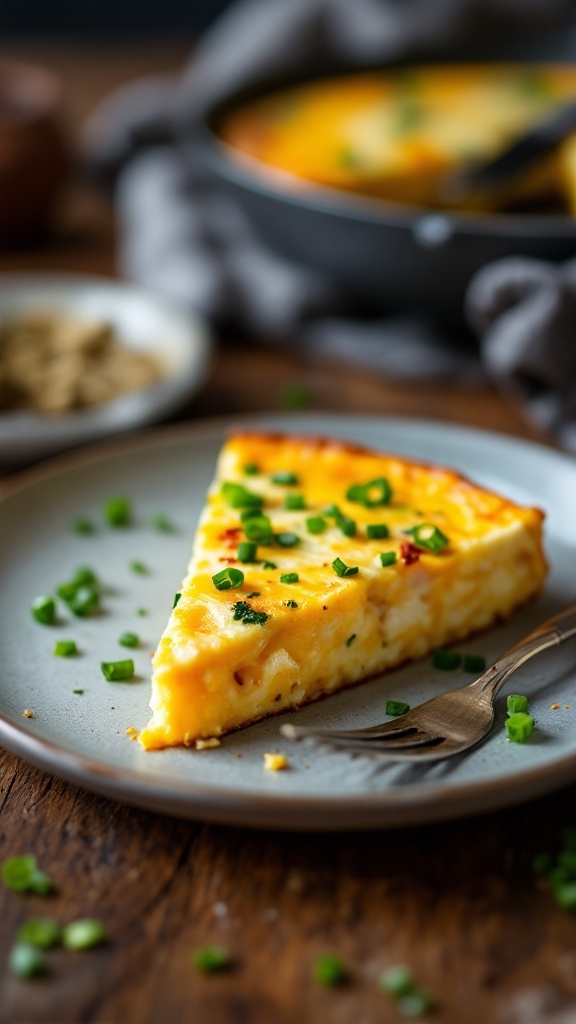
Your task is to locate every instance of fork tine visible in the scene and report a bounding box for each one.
[280,723,440,748]
[286,734,446,756]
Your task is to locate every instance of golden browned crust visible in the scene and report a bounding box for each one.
[225,430,546,520]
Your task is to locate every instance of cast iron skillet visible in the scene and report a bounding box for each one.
[192,67,576,323]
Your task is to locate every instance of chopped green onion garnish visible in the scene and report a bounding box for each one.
[285,600,298,609]
[306,515,327,534]
[1,856,54,894]
[212,567,244,591]
[332,557,358,578]
[150,513,174,533]
[323,504,340,517]
[367,523,389,539]
[31,596,56,626]
[56,575,100,617]
[8,943,46,978]
[345,634,356,647]
[280,572,299,584]
[237,541,258,563]
[507,693,529,715]
[380,965,415,997]
[232,602,269,626]
[505,712,535,743]
[463,654,486,674]
[173,593,181,608]
[275,532,300,547]
[335,513,356,538]
[73,689,84,695]
[380,552,397,567]
[137,608,148,616]
[271,471,299,485]
[243,514,273,545]
[263,561,277,570]
[386,700,410,717]
[72,518,94,535]
[101,659,135,682]
[192,946,232,973]
[119,632,139,648]
[312,953,346,987]
[242,462,260,476]
[246,591,261,599]
[432,650,461,670]
[53,640,77,658]
[346,477,392,507]
[103,496,131,528]
[240,507,263,521]
[130,561,148,575]
[398,991,434,1016]
[62,919,106,951]
[408,523,449,554]
[18,918,62,949]
[285,493,306,511]
[221,482,263,510]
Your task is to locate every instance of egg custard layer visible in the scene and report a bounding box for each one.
[139,434,547,750]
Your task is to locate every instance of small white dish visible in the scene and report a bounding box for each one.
[0,273,212,464]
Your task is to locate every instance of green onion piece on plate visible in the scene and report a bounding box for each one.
[130,561,148,575]
[101,659,135,682]
[463,654,486,674]
[53,640,76,657]
[150,513,174,533]
[505,712,535,743]
[212,567,244,591]
[432,650,461,671]
[103,496,131,528]
[119,632,139,649]
[31,596,56,626]
[72,518,94,535]
[72,566,98,587]
[507,693,529,715]
[386,700,410,717]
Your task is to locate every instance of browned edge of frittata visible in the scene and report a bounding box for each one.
[224,430,546,523]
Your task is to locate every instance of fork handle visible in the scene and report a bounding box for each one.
[475,601,576,701]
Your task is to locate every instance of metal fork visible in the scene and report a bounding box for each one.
[279,602,576,762]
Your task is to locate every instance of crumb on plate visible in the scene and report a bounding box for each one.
[195,737,221,751]
[22,709,34,719]
[264,752,288,771]
[551,703,560,710]
[126,726,139,741]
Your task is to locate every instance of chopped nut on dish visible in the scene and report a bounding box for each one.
[22,709,34,719]
[0,310,162,414]
[263,752,288,771]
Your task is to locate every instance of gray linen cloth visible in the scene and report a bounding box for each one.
[84,0,576,445]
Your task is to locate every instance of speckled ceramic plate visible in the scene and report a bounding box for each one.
[1,414,576,830]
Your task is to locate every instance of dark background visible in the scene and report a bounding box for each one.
[0,0,230,34]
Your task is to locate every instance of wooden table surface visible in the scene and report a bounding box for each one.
[1,43,575,1024]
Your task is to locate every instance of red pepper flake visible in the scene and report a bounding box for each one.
[218,527,242,548]
[218,556,237,564]
[400,541,421,566]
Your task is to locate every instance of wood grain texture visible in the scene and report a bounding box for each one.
[0,42,575,1024]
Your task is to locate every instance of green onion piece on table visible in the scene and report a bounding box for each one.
[192,946,232,973]
[62,919,106,951]
[18,919,62,949]
[212,567,244,591]
[101,659,135,682]
[312,953,346,987]
[8,943,46,978]
[1,855,54,894]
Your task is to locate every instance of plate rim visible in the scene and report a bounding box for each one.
[1,412,575,830]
